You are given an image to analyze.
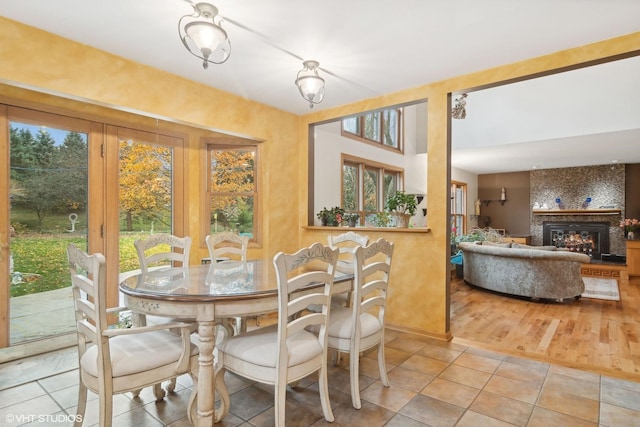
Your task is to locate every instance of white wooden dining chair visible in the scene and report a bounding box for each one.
[214,242,339,425]
[67,244,199,427]
[206,231,251,333]
[134,233,191,273]
[328,231,369,274]
[205,231,249,264]
[327,231,369,308]
[325,237,394,409]
[133,233,195,392]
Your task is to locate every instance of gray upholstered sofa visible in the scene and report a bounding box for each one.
[458,242,591,301]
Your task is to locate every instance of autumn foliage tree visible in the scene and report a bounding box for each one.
[119,140,171,231]
[210,148,255,234]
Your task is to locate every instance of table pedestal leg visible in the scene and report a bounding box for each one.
[195,305,215,427]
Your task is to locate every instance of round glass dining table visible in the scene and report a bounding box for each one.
[119,260,352,426]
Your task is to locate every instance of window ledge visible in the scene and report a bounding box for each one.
[304,226,431,233]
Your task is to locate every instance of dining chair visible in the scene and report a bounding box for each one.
[67,244,199,427]
[214,242,339,425]
[133,233,195,392]
[205,231,249,264]
[134,233,191,273]
[205,231,251,333]
[325,237,394,409]
[327,231,369,308]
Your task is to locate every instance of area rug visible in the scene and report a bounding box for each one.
[581,277,620,301]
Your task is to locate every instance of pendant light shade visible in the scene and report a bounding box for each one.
[295,60,325,108]
[179,3,230,69]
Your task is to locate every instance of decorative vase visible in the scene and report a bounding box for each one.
[347,218,357,227]
[628,231,635,240]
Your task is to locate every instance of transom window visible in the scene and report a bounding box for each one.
[342,108,402,151]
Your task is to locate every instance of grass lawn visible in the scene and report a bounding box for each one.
[9,233,164,297]
[10,207,171,297]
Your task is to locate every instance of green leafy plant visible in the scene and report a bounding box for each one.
[342,213,360,226]
[316,206,344,226]
[374,211,392,227]
[385,191,417,216]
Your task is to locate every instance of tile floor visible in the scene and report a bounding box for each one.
[1,328,640,426]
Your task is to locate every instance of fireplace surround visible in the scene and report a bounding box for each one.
[542,221,609,260]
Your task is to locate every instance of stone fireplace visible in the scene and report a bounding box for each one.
[530,164,626,256]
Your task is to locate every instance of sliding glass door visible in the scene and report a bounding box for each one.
[1,108,185,354]
[1,107,99,348]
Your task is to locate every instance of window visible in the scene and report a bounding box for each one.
[341,108,402,151]
[207,145,257,241]
[451,181,467,242]
[342,155,403,225]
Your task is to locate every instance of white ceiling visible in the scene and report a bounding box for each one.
[1,0,639,174]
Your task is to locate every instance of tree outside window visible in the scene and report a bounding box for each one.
[208,146,256,239]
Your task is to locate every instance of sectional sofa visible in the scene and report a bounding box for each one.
[458,241,590,301]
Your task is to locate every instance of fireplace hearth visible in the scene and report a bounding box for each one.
[542,222,610,260]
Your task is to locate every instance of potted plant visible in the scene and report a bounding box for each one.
[385,191,417,228]
[342,213,360,227]
[373,211,392,227]
[317,206,345,226]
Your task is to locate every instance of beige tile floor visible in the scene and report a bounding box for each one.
[1,328,640,426]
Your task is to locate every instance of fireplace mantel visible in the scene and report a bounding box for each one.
[532,209,621,216]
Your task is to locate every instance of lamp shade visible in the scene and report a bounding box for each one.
[179,3,230,69]
[295,60,325,108]
[185,21,227,59]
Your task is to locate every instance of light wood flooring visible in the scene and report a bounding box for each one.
[450,273,640,383]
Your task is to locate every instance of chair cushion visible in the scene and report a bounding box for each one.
[326,307,382,340]
[81,329,197,378]
[218,324,323,368]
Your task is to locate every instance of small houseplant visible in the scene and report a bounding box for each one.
[317,206,344,226]
[342,213,360,227]
[385,191,417,228]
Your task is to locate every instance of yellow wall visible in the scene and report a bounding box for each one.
[1,16,638,340]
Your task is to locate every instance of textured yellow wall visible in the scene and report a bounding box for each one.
[1,15,638,339]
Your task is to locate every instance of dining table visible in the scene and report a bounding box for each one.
[119,259,353,427]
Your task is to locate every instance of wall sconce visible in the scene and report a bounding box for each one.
[500,187,506,201]
[295,60,325,108]
[179,2,231,69]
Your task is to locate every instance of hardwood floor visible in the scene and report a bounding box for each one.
[450,273,640,382]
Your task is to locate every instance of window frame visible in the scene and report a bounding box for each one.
[341,154,403,224]
[341,108,403,153]
[451,181,467,241]
[203,141,261,247]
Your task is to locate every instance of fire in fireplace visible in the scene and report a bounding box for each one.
[542,222,610,260]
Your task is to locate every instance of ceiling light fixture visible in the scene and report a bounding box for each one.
[452,93,467,119]
[179,2,230,69]
[295,60,325,108]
